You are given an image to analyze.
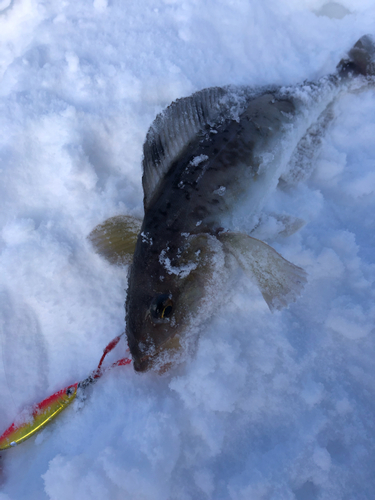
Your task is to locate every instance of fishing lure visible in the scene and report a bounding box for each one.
[0,334,131,451]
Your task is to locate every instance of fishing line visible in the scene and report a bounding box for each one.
[0,332,132,451]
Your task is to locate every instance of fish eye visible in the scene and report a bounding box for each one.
[150,294,174,321]
[162,304,173,318]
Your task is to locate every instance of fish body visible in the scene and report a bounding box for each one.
[90,35,375,372]
[126,89,303,370]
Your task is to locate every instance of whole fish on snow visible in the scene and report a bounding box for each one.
[90,35,375,372]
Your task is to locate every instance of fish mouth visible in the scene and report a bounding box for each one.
[132,345,168,372]
[127,333,164,372]
[131,334,182,373]
[132,352,155,372]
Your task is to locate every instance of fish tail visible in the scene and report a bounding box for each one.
[337,35,375,78]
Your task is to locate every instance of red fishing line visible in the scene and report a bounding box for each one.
[93,333,126,378]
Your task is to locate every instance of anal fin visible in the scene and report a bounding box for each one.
[88,215,142,265]
[218,232,307,311]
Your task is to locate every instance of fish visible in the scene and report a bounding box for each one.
[89,35,375,372]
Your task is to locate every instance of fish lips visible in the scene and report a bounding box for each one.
[132,352,155,372]
[131,342,171,372]
[126,327,160,372]
[128,328,182,373]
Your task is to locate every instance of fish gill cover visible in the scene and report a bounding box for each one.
[0,0,375,499]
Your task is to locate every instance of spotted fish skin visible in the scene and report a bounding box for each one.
[121,35,375,372]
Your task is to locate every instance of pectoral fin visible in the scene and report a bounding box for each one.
[88,215,142,265]
[218,232,307,311]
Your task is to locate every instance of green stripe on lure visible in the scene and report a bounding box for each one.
[0,334,131,451]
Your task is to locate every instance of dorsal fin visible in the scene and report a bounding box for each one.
[142,86,229,209]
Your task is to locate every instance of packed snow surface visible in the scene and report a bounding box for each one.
[0,0,375,499]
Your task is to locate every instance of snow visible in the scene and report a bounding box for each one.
[190,155,209,167]
[159,248,199,278]
[0,0,375,499]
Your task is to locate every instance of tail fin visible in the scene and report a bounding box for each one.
[337,35,375,77]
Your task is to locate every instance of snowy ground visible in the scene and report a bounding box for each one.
[0,0,375,499]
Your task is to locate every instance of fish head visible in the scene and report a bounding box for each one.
[126,233,226,372]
